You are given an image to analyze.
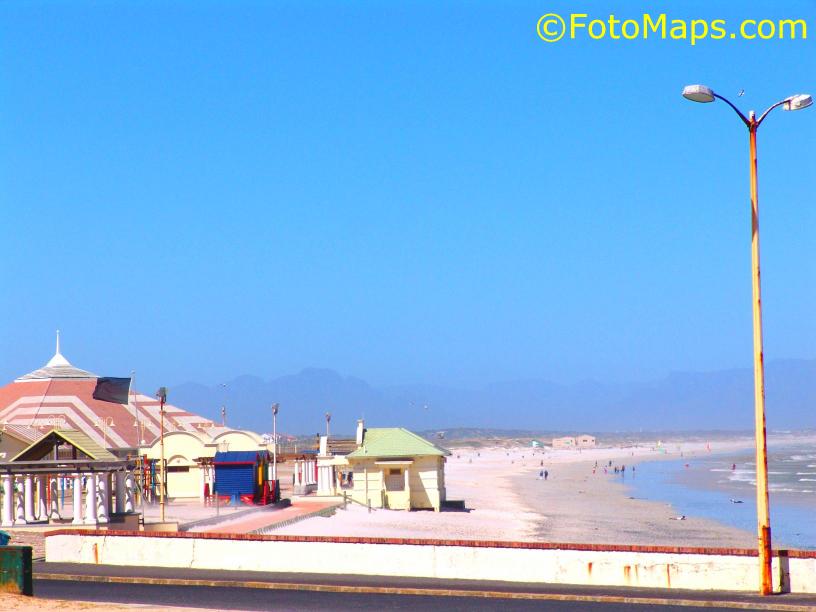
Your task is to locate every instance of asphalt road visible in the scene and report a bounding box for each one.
[34,579,753,611]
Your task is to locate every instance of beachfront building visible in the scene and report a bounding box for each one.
[553,435,596,449]
[576,434,596,448]
[0,335,217,456]
[315,420,450,511]
[552,436,576,449]
[139,427,270,500]
[1,427,136,527]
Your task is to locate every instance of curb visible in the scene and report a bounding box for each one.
[32,573,816,611]
[250,504,339,534]
[179,500,292,532]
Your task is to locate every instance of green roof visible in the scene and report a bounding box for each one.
[346,428,450,459]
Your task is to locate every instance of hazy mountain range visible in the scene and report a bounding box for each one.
[169,359,816,435]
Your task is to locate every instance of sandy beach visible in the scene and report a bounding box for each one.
[273,437,781,546]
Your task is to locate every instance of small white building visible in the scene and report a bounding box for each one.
[315,420,450,511]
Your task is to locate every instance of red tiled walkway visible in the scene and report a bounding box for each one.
[202,501,337,534]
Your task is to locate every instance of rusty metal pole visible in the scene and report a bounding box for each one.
[748,112,773,596]
[158,390,167,523]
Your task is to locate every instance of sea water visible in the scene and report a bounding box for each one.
[627,443,816,550]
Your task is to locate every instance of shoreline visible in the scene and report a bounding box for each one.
[271,435,814,548]
[504,439,757,548]
[505,434,816,548]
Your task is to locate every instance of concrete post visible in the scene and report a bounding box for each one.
[115,472,126,514]
[71,473,83,525]
[1,474,13,526]
[36,475,48,520]
[23,475,35,522]
[199,466,206,503]
[49,477,61,519]
[404,467,411,511]
[15,479,26,524]
[97,474,109,524]
[84,473,98,525]
[124,471,135,513]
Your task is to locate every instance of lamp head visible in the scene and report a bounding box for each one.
[155,387,167,402]
[682,84,715,103]
[783,94,813,111]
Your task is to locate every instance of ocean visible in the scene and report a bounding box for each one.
[626,442,816,550]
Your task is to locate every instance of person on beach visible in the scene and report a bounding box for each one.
[544,470,549,480]
[539,470,544,480]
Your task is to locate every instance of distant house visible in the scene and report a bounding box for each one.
[552,436,576,449]
[316,420,450,511]
[553,434,596,449]
[576,434,596,448]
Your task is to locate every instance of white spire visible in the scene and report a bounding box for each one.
[46,329,71,368]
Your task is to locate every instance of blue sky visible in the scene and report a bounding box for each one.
[1,1,814,392]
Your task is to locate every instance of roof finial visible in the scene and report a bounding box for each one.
[56,329,61,355]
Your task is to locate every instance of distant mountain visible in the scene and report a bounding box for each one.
[169,359,816,435]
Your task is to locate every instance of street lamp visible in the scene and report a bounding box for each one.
[156,387,168,523]
[220,382,228,426]
[271,403,279,481]
[682,84,811,596]
[95,417,115,448]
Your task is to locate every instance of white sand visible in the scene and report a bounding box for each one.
[273,438,776,545]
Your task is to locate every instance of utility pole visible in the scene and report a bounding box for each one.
[156,387,168,523]
[682,84,812,595]
[272,403,279,481]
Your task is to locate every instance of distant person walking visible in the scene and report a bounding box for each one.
[544,470,549,481]
[539,470,544,480]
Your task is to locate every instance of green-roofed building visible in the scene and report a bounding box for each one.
[340,421,450,511]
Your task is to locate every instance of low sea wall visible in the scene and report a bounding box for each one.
[44,530,816,594]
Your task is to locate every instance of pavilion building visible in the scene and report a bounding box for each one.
[0,334,218,456]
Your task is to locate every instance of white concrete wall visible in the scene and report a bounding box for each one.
[44,533,816,594]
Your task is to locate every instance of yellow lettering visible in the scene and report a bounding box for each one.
[669,20,687,40]
[570,13,588,39]
[643,13,666,38]
[621,19,639,40]
[588,19,606,39]
[690,19,709,46]
[778,19,806,39]
[710,19,726,40]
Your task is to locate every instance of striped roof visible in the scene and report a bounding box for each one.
[0,343,217,451]
[1,423,42,444]
[346,428,450,459]
[12,428,118,461]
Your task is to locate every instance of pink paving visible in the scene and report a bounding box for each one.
[201,501,339,534]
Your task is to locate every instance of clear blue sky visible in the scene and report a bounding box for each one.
[1,1,814,392]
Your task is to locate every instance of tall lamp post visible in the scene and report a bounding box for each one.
[272,403,280,481]
[682,85,812,595]
[156,387,168,523]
